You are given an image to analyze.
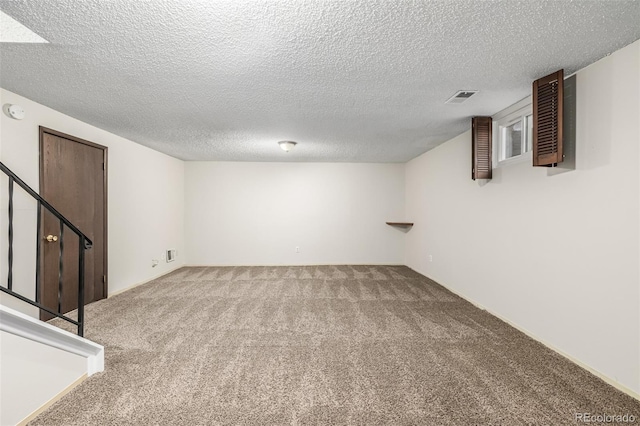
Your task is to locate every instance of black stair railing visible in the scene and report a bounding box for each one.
[0,161,92,337]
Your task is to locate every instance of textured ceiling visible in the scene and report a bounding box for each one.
[1,1,639,162]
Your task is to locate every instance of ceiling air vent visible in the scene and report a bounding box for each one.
[445,90,478,104]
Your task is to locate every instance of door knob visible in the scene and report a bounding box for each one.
[45,235,58,242]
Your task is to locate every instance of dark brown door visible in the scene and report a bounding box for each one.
[39,127,107,320]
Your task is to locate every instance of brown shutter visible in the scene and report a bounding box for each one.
[533,69,564,166]
[472,116,492,180]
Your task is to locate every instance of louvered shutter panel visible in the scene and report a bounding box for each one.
[472,116,492,180]
[533,69,564,166]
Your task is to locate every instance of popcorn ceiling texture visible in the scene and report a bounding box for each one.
[0,1,639,162]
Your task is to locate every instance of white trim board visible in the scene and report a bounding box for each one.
[0,304,104,375]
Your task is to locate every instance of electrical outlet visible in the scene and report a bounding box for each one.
[295,246,300,253]
[428,254,433,262]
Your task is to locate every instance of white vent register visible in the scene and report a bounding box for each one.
[166,249,176,263]
[445,90,478,104]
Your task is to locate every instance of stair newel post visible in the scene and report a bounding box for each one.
[8,177,14,290]
[78,237,85,337]
[58,220,64,314]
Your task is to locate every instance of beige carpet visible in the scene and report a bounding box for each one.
[33,266,640,425]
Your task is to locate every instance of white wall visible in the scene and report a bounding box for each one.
[0,88,185,310]
[185,162,405,266]
[0,330,86,425]
[405,40,640,395]
[0,304,103,426]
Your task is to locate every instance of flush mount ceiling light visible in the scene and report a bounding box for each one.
[278,141,297,152]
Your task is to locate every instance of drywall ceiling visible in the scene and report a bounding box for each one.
[1,1,638,162]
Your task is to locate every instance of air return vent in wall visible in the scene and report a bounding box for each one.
[445,90,478,104]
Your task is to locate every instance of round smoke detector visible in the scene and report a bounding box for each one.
[5,104,26,120]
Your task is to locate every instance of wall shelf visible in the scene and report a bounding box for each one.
[386,222,414,227]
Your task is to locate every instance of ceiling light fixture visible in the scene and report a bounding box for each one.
[278,141,297,152]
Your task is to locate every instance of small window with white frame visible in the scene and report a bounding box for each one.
[493,99,533,166]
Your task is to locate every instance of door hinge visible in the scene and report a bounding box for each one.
[103,275,106,283]
[102,162,105,170]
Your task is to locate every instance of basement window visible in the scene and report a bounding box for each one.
[494,103,532,166]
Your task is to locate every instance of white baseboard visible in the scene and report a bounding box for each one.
[407,266,640,402]
[16,373,87,426]
[108,264,186,297]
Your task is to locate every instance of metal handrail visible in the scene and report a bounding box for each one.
[0,161,92,336]
[0,162,92,248]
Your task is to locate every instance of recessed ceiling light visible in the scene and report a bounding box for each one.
[0,11,49,43]
[445,90,478,104]
[278,141,297,152]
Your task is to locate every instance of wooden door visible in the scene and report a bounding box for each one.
[39,127,107,320]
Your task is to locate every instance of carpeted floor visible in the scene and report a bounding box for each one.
[32,265,640,425]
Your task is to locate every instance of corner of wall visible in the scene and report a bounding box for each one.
[403,41,640,395]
